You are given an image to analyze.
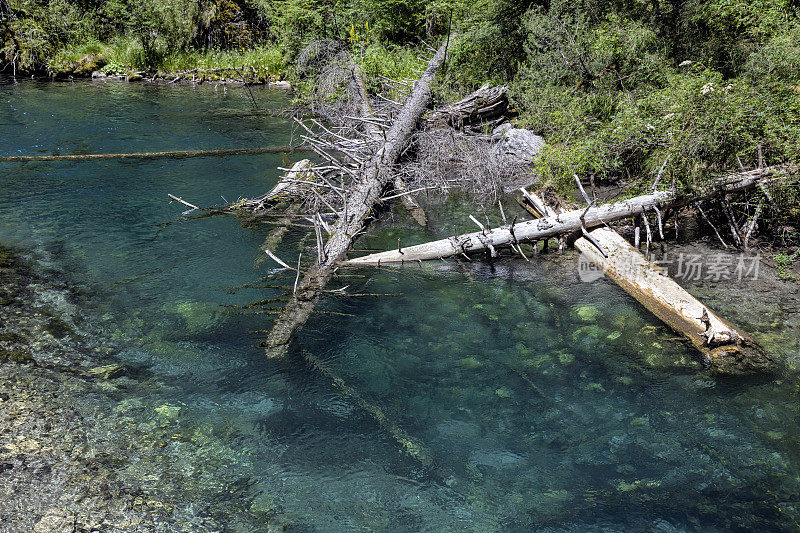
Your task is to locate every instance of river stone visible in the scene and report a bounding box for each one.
[33,509,76,533]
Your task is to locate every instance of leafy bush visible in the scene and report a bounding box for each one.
[526,69,800,194]
[356,43,419,90]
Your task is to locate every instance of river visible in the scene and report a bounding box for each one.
[1,77,800,531]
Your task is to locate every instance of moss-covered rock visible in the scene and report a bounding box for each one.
[576,305,601,322]
[163,299,224,334]
[74,53,107,77]
[87,364,126,380]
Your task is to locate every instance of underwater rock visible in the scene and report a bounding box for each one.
[469,448,526,469]
[0,347,34,363]
[87,364,125,380]
[32,509,76,533]
[557,352,575,365]
[163,299,225,334]
[155,403,181,420]
[460,357,482,369]
[436,419,481,440]
[576,305,601,322]
[495,387,513,399]
[525,489,573,521]
[583,382,606,393]
[249,492,277,515]
[571,325,604,349]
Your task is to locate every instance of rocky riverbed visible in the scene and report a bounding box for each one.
[0,245,290,532]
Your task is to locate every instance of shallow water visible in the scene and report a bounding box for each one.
[2,78,800,531]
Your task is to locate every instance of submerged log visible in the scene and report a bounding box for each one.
[522,189,773,375]
[0,145,309,162]
[262,36,455,358]
[345,166,794,265]
[576,227,774,374]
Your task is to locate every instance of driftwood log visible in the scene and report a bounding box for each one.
[345,166,794,265]
[577,227,773,374]
[262,36,455,359]
[521,189,773,376]
[426,83,512,132]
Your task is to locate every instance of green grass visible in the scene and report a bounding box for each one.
[155,45,289,80]
[49,36,289,80]
[355,44,424,99]
[103,36,287,79]
[775,249,800,280]
[49,40,112,75]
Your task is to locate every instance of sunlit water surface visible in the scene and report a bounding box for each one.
[2,78,800,531]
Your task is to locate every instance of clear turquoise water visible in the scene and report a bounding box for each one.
[2,78,800,531]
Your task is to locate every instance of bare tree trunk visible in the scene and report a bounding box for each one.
[263,36,455,358]
[345,166,794,265]
[576,227,773,374]
[350,59,427,226]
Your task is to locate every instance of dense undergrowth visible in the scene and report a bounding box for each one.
[1,0,799,241]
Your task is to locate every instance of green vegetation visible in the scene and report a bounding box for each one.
[513,0,800,195]
[774,248,800,279]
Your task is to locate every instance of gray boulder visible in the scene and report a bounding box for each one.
[491,124,546,165]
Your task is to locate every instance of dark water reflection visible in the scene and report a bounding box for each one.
[1,79,799,531]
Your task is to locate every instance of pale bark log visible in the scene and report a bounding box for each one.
[520,188,773,375]
[263,36,455,358]
[351,61,427,226]
[575,227,774,375]
[357,67,426,225]
[345,166,793,265]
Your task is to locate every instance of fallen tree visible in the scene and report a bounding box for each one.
[521,189,774,375]
[576,226,774,374]
[345,165,794,265]
[261,36,455,358]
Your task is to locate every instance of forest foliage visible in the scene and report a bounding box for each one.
[1,0,799,208]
